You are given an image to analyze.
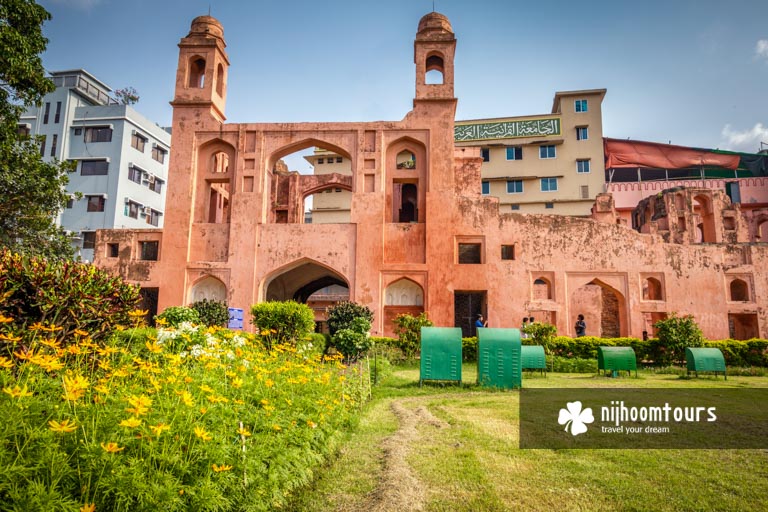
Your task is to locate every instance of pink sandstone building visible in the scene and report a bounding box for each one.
[95,13,767,341]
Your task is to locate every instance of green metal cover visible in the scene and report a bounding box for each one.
[686,347,726,373]
[477,328,522,389]
[521,345,547,370]
[420,327,462,383]
[597,346,637,373]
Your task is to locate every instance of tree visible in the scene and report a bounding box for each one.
[325,301,373,335]
[0,0,76,259]
[114,86,139,105]
[654,313,704,366]
[393,312,433,359]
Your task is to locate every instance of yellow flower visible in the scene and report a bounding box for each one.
[128,309,148,318]
[272,424,282,432]
[0,314,13,323]
[194,426,212,441]
[212,464,232,473]
[74,329,89,337]
[264,379,274,388]
[230,377,243,389]
[307,420,317,429]
[79,503,96,512]
[40,338,61,350]
[145,340,163,354]
[0,356,13,369]
[0,333,22,342]
[176,390,194,406]
[13,349,34,360]
[66,345,82,355]
[94,384,110,395]
[149,423,171,437]
[237,426,251,437]
[100,442,124,453]
[119,416,142,428]
[155,317,168,326]
[199,384,214,394]
[3,385,33,399]
[34,354,65,372]
[48,419,77,433]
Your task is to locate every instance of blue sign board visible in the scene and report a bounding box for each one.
[228,308,244,330]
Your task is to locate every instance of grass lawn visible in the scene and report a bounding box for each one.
[290,364,768,512]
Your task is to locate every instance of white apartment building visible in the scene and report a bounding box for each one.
[19,70,171,261]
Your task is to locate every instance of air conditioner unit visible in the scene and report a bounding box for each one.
[147,175,156,184]
[142,206,153,216]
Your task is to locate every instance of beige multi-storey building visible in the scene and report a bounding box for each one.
[455,89,606,215]
[303,148,352,224]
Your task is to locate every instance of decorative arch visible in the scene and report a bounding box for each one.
[569,276,628,338]
[261,257,349,303]
[215,63,225,96]
[532,277,553,300]
[729,279,749,302]
[387,137,428,224]
[188,57,206,88]
[188,275,227,304]
[266,138,353,174]
[643,277,663,301]
[196,138,236,224]
[425,52,445,84]
[693,193,716,243]
[384,278,424,306]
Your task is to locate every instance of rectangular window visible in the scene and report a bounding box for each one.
[576,126,589,140]
[84,126,113,143]
[506,180,523,194]
[575,99,588,112]
[510,204,520,211]
[577,160,591,173]
[481,181,490,195]
[39,135,46,156]
[50,134,58,157]
[43,102,50,124]
[501,244,515,260]
[82,231,96,250]
[545,202,554,209]
[335,188,342,193]
[128,165,143,184]
[541,177,558,192]
[86,195,105,212]
[66,197,74,209]
[149,177,164,194]
[140,241,159,261]
[146,209,161,227]
[107,243,119,258]
[54,102,62,123]
[481,148,490,162]
[336,157,343,163]
[506,146,523,160]
[17,124,30,137]
[131,132,147,152]
[126,200,140,219]
[458,243,482,264]
[539,145,556,159]
[151,145,167,163]
[317,158,324,164]
[581,185,590,199]
[74,127,82,136]
[80,160,109,176]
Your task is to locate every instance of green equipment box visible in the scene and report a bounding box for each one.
[686,347,727,379]
[521,345,547,376]
[477,328,522,389]
[420,327,462,385]
[597,346,637,377]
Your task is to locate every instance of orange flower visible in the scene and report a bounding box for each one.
[100,442,124,453]
[79,503,96,512]
[0,356,13,369]
[49,419,78,433]
[0,314,13,323]
[212,464,232,472]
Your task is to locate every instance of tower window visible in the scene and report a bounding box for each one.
[425,54,444,84]
[189,57,206,88]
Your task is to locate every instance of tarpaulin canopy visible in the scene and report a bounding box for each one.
[710,149,768,177]
[604,138,740,170]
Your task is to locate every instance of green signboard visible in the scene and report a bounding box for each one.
[454,117,561,142]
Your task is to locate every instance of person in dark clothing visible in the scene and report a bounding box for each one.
[575,314,586,337]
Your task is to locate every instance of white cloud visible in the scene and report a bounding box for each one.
[48,0,102,10]
[756,40,768,61]
[720,123,768,153]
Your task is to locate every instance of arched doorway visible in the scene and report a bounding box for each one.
[264,260,349,331]
[570,278,627,338]
[383,278,424,337]
[188,275,227,304]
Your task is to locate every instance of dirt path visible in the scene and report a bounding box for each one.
[366,399,449,512]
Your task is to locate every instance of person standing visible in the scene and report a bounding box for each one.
[476,314,487,329]
[521,317,529,338]
[575,314,586,337]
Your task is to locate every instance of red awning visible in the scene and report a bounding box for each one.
[604,138,739,170]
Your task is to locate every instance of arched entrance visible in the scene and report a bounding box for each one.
[264,260,349,331]
[570,278,627,338]
[383,278,425,337]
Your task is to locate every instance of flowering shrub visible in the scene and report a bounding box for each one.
[155,305,200,327]
[0,318,363,511]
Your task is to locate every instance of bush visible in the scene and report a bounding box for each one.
[369,337,407,364]
[393,312,433,359]
[654,313,704,365]
[550,356,599,373]
[0,250,141,346]
[190,299,229,327]
[155,306,200,328]
[251,301,315,350]
[462,337,478,362]
[297,333,327,356]
[326,301,373,335]
[332,317,372,361]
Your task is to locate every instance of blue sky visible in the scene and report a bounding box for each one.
[40,0,768,157]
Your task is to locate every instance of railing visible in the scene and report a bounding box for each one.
[52,74,117,106]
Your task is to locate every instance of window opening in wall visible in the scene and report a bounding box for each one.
[86,195,105,212]
[54,101,62,123]
[66,197,74,209]
[545,202,554,209]
[146,209,161,227]
[107,243,119,258]
[506,146,522,160]
[577,159,591,173]
[576,126,589,140]
[336,157,343,163]
[149,177,164,194]
[43,102,50,124]
[128,165,143,184]
[140,241,159,261]
[729,279,749,302]
[39,135,46,156]
[481,181,489,195]
[50,134,58,157]
[131,132,146,152]
[481,148,490,162]
[541,178,558,191]
[575,99,588,112]
[510,204,520,211]
[84,126,112,142]
[81,160,109,176]
[581,185,589,199]
[216,63,224,96]
[81,232,96,250]
[643,277,663,301]
[207,182,230,223]
[189,57,206,88]
[211,151,229,173]
[425,54,444,84]
[152,145,167,164]
[506,180,523,194]
[458,243,482,264]
[396,150,416,169]
[539,145,556,159]
[398,183,418,222]
[125,200,141,219]
[501,244,515,260]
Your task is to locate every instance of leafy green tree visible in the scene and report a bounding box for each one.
[393,312,433,359]
[251,301,315,350]
[0,0,76,259]
[325,300,373,335]
[332,316,372,361]
[654,313,704,365]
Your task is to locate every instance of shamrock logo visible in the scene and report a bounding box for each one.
[558,401,594,436]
